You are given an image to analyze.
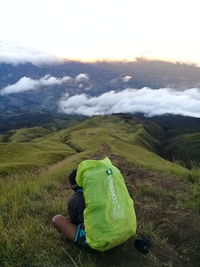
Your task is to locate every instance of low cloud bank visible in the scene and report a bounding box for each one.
[59,87,200,118]
[0,75,71,95]
[75,73,89,82]
[0,73,90,95]
[0,41,62,65]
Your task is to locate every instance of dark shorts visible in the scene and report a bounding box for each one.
[74,223,88,248]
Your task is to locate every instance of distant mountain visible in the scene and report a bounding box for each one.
[0,112,85,133]
[93,59,200,88]
[1,59,200,115]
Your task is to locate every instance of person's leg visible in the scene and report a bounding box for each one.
[52,214,77,241]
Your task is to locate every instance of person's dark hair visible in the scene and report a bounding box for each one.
[69,169,82,191]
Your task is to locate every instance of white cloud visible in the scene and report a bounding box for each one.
[122,76,132,82]
[0,41,63,65]
[75,73,89,82]
[0,75,71,95]
[59,87,200,117]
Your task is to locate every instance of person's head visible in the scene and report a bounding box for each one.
[69,169,82,191]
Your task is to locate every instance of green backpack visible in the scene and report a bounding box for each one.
[76,157,137,251]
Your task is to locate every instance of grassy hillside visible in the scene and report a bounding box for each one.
[0,134,4,142]
[0,117,84,175]
[0,141,76,175]
[165,133,200,167]
[52,115,186,176]
[8,127,51,142]
[0,114,200,267]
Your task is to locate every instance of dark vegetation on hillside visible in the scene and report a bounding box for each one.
[110,113,200,167]
[0,112,86,133]
[0,114,200,266]
[148,114,200,167]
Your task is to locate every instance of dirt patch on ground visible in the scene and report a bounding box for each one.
[88,132,96,136]
[91,143,112,159]
[80,131,86,136]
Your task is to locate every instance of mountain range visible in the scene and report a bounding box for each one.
[1,58,200,115]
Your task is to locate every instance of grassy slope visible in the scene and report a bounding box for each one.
[0,115,200,267]
[165,132,200,166]
[0,134,4,142]
[8,127,51,142]
[0,141,76,175]
[0,126,77,175]
[58,115,186,176]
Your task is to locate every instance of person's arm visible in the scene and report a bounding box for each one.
[76,194,85,224]
[67,192,85,225]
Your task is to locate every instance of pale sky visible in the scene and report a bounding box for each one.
[1,0,200,64]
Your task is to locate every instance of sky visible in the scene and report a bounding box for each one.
[1,0,200,64]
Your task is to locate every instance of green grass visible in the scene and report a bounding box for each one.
[165,132,200,167]
[8,126,51,142]
[0,141,76,175]
[178,167,200,212]
[0,151,94,267]
[0,134,5,142]
[48,115,187,176]
[0,114,188,176]
[1,114,200,266]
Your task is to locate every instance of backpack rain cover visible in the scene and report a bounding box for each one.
[76,157,137,251]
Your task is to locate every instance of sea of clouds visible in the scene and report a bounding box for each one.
[1,41,200,118]
[0,73,89,95]
[59,87,200,118]
[0,75,71,95]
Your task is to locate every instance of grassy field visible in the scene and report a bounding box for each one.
[8,127,51,142]
[0,141,76,176]
[165,132,200,167]
[0,124,79,175]
[0,115,200,266]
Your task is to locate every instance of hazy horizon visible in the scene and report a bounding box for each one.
[1,40,200,67]
[1,0,200,65]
